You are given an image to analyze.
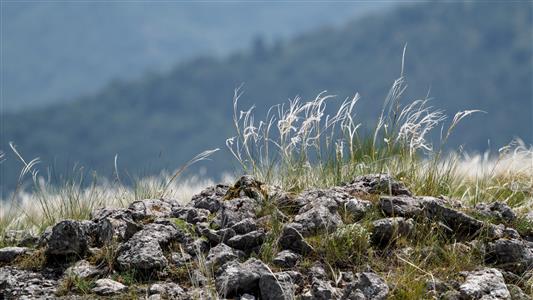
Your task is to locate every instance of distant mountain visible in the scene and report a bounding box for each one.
[2,1,531,196]
[2,2,388,111]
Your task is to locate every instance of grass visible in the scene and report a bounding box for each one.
[1,58,532,298]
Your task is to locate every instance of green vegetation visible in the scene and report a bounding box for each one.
[2,1,531,196]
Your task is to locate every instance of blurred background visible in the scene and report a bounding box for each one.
[1,1,531,197]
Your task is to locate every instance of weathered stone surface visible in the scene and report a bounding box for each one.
[115,222,180,272]
[128,198,176,221]
[294,196,343,236]
[507,284,531,300]
[231,218,258,235]
[206,243,241,269]
[45,220,89,258]
[89,207,139,245]
[215,258,270,297]
[342,199,373,221]
[423,198,484,239]
[92,278,127,296]
[226,230,265,251]
[215,197,259,228]
[379,195,424,218]
[485,238,533,273]
[278,223,314,255]
[200,226,236,245]
[458,268,510,299]
[259,271,299,300]
[190,184,230,213]
[148,282,186,298]
[344,174,412,196]
[0,247,30,263]
[0,266,58,299]
[475,201,517,223]
[341,272,389,300]
[309,277,339,300]
[371,217,414,246]
[64,259,101,279]
[273,250,300,268]
[172,207,210,224]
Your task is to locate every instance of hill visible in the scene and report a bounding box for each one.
[2,2,386,111]
[1,1,531,195]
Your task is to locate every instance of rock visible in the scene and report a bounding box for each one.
[345,174,412,196]
[424,198,484,240]
[342,199,373,222]
[190,184,230,213]
[379,195,424,218]
[226,230,265,251]
[200,226,236,245]
[240,294,256,300]
[273,250,300,268]
[172,207,211,224]
[458,268,510,299]
[115,222,181,272]
[487,224,521,240]
[224,175,267,202]
[278,223,314,255]
[475,201,517,223]
[92,278,127,296]
[507,284,531,300]
[310,277,339,299]
[128,198,176,221]
[0,266,58,299]
[341,272,389,300]
[206,243,241,269]
[45,220,89,258]
[89,207,139,245]
[485,238,533,274]
[231,218,258,235]
[259,271,299,300]
[0,247,30,263]
[148,282,186,298]
[64,260,101,279]
[215,197,259,228]
[215,258,270,297]
[294,196,343,236]
[371,217,414,246]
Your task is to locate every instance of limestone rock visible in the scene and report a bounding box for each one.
[458,268,510,299]
[273,250,300,268]
[45,220,89,258]
[278,223,314,255]
[371,217,414,246]
[0,247,30,263]
[92,278,127,296]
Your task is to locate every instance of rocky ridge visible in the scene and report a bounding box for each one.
[1,174,532,299]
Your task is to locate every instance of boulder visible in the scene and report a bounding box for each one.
[344,174,412,196]
[341,272,389,300]
[90,207,139,245]
[231,218,258,235]
[226,230,265,251]
[45,220,89,258]
[128,198,176,221]
[172,207,210,224]
[475,201,517,223]
[423,198,484,239]
[379,195,424,218]
[215,258,270,297]
[458,268,510,299]
[259,271,299,300]
[273,250,300,268]
[485,238,533,274]
[278,223,314,255]
[309,277,339,300]
[148,282,186,298]
[190,184,230,213]
[206,243,241,269]
[92,278,127,296]
[0,247,30,263]
[215,197,259,228]
[371,217,414,246]
[294,197,343,236]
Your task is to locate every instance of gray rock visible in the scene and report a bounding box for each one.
[226,230,265,251]
[64,259,101,279]
[423,198,484,239]
[458,268,510,299]
[89,207,139,245]
[273,250,300,268]
[128,198,176,221]
[0,266,57,299]
[371,217,414,246]
[341,272,389,300]
[200,226,236,245]
[206,243,241,269]
[45,220,89,258]
[485,238,533,274]
[92,278,127,296]
[475,201,517,223]
[190,184,230,213]
[172,207,211,224]
[507,284,531,300]
[240,294,256,300]
[294,197,343,236]
[115,222,180,272]
[231,218,258,235]
[345,174,412,196]
[215,197,259,228]
[379,195,424,218]
[170,251,193,267]
[215,258,270,297]
[487,224,521,240]
[0,247,30,263]
[278,223,314,255]
[310,277,339,300]
[259,271,298,300]
[148,282,186,298]
[342,199,373,222]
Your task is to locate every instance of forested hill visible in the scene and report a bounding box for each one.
[2,2,531,194]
